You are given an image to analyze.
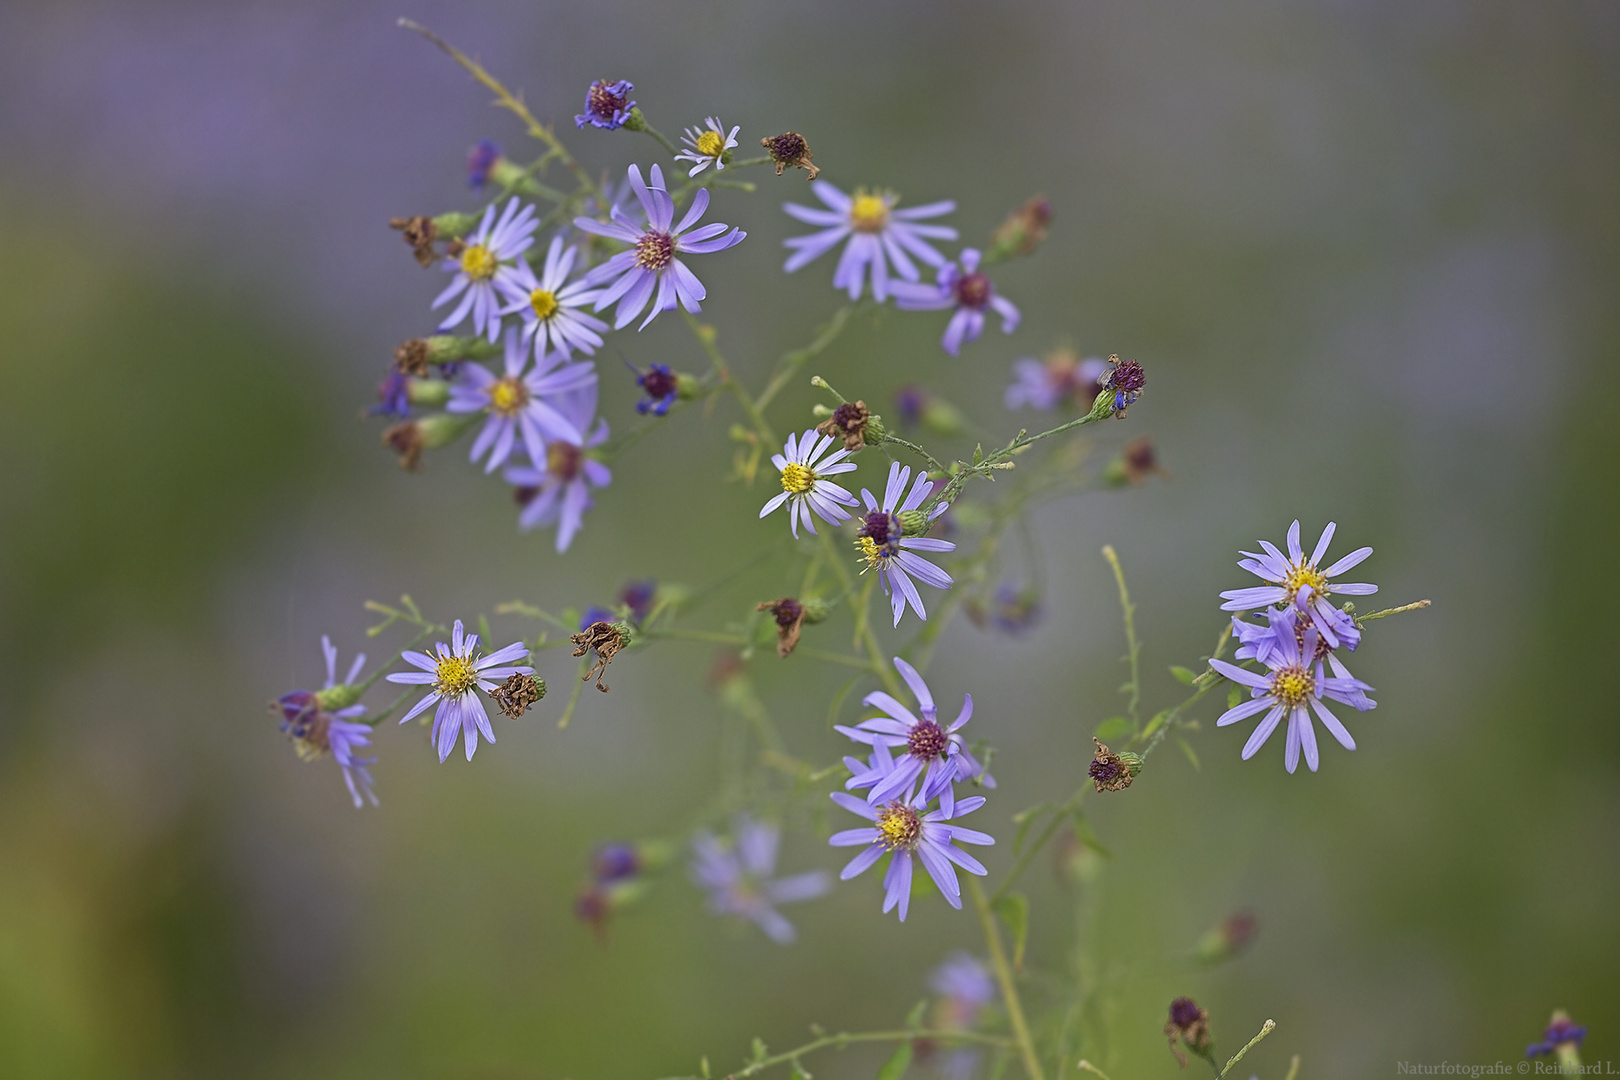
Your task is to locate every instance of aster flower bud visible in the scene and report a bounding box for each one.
[394,334,501,377]
[897,508,934,537]
[987,195,1052,261]
[800,597,831,624]
[1194,911,1258,964]
[1104,435,1168,486]
[571,621,631,692]
[382,412,476,471]
[1164,997,1214,1068]
[1089,737,1141,792]
[489,672,545,719]
[815,399,886,451]
[761,131,819,180]
[313,681,363,713]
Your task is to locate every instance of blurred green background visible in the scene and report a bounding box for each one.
[2,2,1617,1077]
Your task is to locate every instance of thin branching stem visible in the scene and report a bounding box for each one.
[1220,1019,1276,1077]
[730,1028,1013,1078]
[969,876,1047,1080]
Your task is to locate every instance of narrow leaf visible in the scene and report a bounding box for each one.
[1228,684,1243,710]
[1141,709,1170,739]
[1177,736,1201,771]
[1170,665,1196,685]
[1093,717,1133,742]
[876,1040,913,1080]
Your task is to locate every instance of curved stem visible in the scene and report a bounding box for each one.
[1220,1019,1275,1077]
[1100,546,1141,728]
[731,1028,1014,1078]
[969,876,1047,1080]
[684,311,775,442]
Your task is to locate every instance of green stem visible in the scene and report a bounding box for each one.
[730,1028,1013,1078]
[1075,1062,1114,1080]
[968,876,1047,1080]
[1100,546,1141,728]
[684,311,775,442]
[991,788,1086,903]
[1354,598,1432,625]
[352,627,435,696]
[632,117,680,155]
[816,529,902,698]
[756,303,862,411]
[883,434,949,475]
[1219,1019,1275,1078]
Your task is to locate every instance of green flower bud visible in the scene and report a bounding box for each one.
[800,598,831,624]
[406,378,450,409]
[431,210,479,240]
[898,509,933,537]
[314,683,362,712]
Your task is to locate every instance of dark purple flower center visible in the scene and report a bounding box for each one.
[907,719,949,760]
[895,385,927,426]
[1107,359,1146,393]
[831,401,866,430]
[767,132,808,160]
[771,597,804,627]
[1168,998,1203,1029]
[1088,757,1123,783]
[1125,439,1157,471]
[638,364,678,399]
[587,81,630,120]
[860,510,899,547]
[513,485,541,506]
[591,843,640,883]
[547,442,583,481]
[635,230,675,270]
[954,272,992,309]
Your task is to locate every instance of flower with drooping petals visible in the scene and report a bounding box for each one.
[837,657,972,805]
[675,116,739,177]
[828,787,993,921]
[497,235,609,359]
[1219,520,1377,651]
[1209,605,1376,773]
[759,428,859,538]
[446,328,597,473]
[690,816,829,944]
[855,462,954,626]
[574,79,636,130]
[1005,350,1110,411]
[782,182,957,301]
[274,636,378,807]
[891,248,1020,356]
[574,164,746,330]
[386,620,532,762]
[504,384,611,552]
[432,197,539,342]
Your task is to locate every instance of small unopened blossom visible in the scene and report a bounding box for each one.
[1194,911,1258,964]
[433,197,539,342]
[274,636,377,807]
[467,138,502,190]
[757,596,808,656]
[1088,737,1142,792]
[574,78,636,130]
[837,657,973,805]
[591,842,642,884]
[1164,997,1213,1068]
[497,235,608,359]
[782,181,957,301]
[828,788,993,921]
[855,462,955,626]
[1105,436,1168,486]
[1209,606,1376,773]
[632,362,681,416]
[1220,519,1377,651]
[382,412,474,471]
[1005,350,1110,411]
[691,816,830,944]
[1527,1011,1587,1060]
[386,620,532,762]
[760,131,817,179]
[988,195,1052,260]
[891,248,1020,356]
[575,164,747,330]
[758,428,859,538]
[447,328,597,473]
[675,116,740,177]
[1095,354,1146,417]
[504,384,612,553]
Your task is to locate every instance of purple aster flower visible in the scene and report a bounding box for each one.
[675,116,740,177]
[574,164,746,330]
[504,383,611,552]
[890,248,1020,356]
[1219,520,1377,651]
[828,788,993,921]
[275,636,377,807]
[580,606,615,630]
[620,580,656,624]
[928,953,997,1080]
[633,362,680,416]
[591,842,641,884]
[1527,1013,1587,1059]
[1097,354,1146,417]
[1209,606,1376,773]
[574,78,636,130]
[385,619,532,762]
[782,182,957,301]
[496,235,609,359]
[1004,352,1109,411]
[467,138,502,190]
[1233,608,1376,712]
[432,197,540,342]
[446,328,597,473]
[855,462,955,626]
[373,369,411,418]
[759,428,859,538]
[837,657,973,806]
[690,816,830,944]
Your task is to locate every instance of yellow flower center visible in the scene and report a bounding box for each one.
[780,462,816,494]
[435,652,479,696]
[1271,666,1314,707]
[529,288,558,320]
[876,801,920,851]
[849,191,891,233]
[489,376,528,416]
[460,243,498,281]
[856,535,884,569]
[1280,562,1328,599]
[696,130,725,158]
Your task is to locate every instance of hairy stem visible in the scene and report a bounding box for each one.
[1100,546,1141,728]
[969,876,1047,1080]
[1220,1019,1275,1077]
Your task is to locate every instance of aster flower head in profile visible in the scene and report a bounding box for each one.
[575,163,746,330]
[828,786,993,921]
[386,620,532,763]
[1005,349,1110,411]
[891,248,1020,357]
[503,382,611,553]
[758,428,859,538]
[466,138,502,190]
[1209,605,1376,773]
[497,235,608,359]
[675,116,740,177]
[433,197,539,342]
[1220,520,1376,651]
[781,181,957,301]
[274,636,378,808]
[689,816,830,944]
[837,657,973,806]
[574,78,636,130]
[855,462,955,626]
[446,327,597,473]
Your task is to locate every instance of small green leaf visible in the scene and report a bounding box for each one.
[1170,665,1197,685]
[751,1038,768,1064]
[994,892,1030,970]
[1177,736,1200,771]
[904,998,929,1029]
[1073,811,1113,858]
[790,1059,813,1080]
[701,1057,712,1079]
[1141,709,1170,739]
[876,1040,913,1080]
[1093,717,1133,741]
[1227,684,1243,710]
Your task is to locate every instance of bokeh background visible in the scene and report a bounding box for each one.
[2,2,1617,1077]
